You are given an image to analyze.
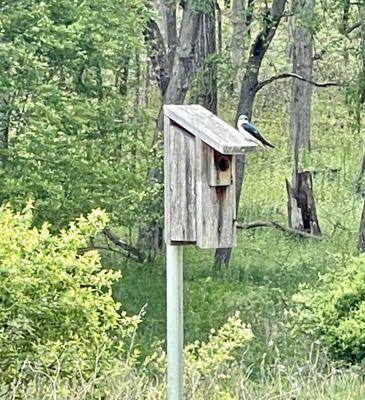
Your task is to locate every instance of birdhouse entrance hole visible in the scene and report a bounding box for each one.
[217,154,230,172]
[209,150,232,187]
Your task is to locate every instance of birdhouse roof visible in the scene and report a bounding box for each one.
[164,104,257,155]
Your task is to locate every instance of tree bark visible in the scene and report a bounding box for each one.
[192,3,217,114]
[156,0,201,132]
[286,172,320,234]
[230,0,246,77]
[289,0,315,150]
[144,19,171,96]
[356,3,365,130]
[214,0,286,269]
[164,0,177,68]
[153,0,177,67]
[356,4,365,248]
[358,197,365,252]
[285,0,320,237]
[0,94,10,165]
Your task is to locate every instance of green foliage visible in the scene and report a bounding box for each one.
[0,0,157,233]
[294,254,365,363]
[0,204,141,384]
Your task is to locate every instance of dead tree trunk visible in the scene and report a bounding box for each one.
[289,0,315,150]
[285,0,320,236]
[286,172,320,234]
[214,0,287,269]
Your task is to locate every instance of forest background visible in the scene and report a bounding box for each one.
[1,0,365,398]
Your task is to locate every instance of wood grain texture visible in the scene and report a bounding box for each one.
[164,115,171,244]
[168,124,197,243]
[164,104,256,154]
[196,138,236,249]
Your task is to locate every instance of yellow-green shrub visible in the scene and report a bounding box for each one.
[0,203,140,384]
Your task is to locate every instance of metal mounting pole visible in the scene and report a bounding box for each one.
[166,244,184,400]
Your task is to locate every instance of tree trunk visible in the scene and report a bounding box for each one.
[164,0,177,68]
[355,3,365,133]
[153,0,177,67]
[0,94,10,165]
[230,0,246,79]
[116,57,130,97]
[289,0,315,150]
[358,197,365,252]
[286,172,320,234]
[285,0,320,236]
[192,3,217,114]
[214,0,286,269]
[144,18,171,96]
[353,4,365,191]
[356,4,365,250]
[141,1,215,259]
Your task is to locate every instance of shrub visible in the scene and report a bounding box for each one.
[293,254,365,363]
[0,203,141,385]
[4,312,254,399]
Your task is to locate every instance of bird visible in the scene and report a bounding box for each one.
[237,115,275,148]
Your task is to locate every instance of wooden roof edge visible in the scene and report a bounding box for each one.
[163,104,257,155]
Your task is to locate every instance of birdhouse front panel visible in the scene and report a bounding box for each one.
[196,139,236,249]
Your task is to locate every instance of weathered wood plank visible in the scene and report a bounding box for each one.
[168,125,197,243]
[164,115,171,244]
[196,138,236,248]
[164,104,257,154]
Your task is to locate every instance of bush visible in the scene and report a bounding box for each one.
[0,203,141,385]
[293,254,365,363]
[4,312,254,399]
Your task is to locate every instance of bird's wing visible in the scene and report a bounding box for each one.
[241,121,275,148]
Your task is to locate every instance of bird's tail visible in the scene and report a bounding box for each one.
[263,139,275,148]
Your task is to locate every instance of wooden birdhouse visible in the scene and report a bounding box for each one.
[164,104,257,249]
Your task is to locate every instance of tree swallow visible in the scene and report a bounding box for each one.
[237,115,275,148]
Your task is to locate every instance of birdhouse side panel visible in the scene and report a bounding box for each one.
[165,123,197,244]
[196,139,236,249]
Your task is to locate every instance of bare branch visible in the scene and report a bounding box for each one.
[78,246,127,256]
[103,227,144,262]
[237,220,322,239]
[255,72,343,92]
[347,21,361,34]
